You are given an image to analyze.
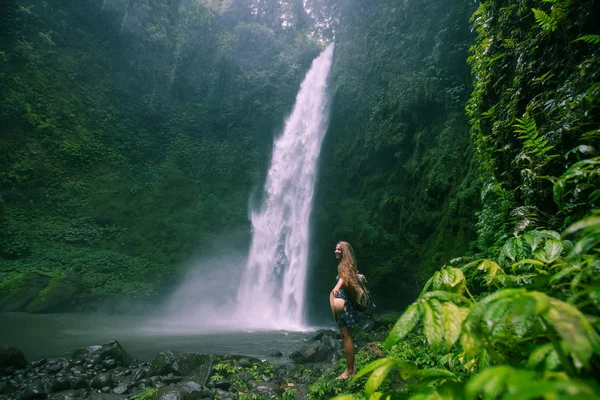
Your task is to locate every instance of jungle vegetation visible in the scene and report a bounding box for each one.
[303,0,600,398]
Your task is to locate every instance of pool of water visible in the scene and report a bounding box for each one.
[0,312,326,363]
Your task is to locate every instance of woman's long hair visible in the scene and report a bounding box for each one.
[337,241,361,302]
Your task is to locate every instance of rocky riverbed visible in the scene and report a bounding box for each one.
[0,313,397,400]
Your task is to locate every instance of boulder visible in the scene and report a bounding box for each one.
[48,389,81,400]
[21,380,47,400]
[99,340,133,367]
[292,335,341,363]
[0,273,51,312]
[90,373,114,389]
[71,345,102,361]
[361,342,384,358]
[24,274,80,313]
[150,351,213,378]
[0,346,27,375]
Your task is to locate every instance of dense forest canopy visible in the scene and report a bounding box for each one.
[0,0,599,327]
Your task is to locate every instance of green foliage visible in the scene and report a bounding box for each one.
[0,0,322,301]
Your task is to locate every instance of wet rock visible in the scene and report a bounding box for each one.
[207,380,232,391]
[0,273,51,312]
[102,359,118,370]
[292,334,341,363]
[99,340,132,367]
[237,358,252,368]
[50,377,71,392]
[48,389,80,400]
[163,374,183,385]
[250,381,281,397]
[111,382,131,395]
[31,359,47,369]
[90,393,128,400]
[155,387,185,400]
[361,342,383,358]
[0,379,18,395]
[214,388,236,400]
[70,366,85,376]
[310,329,340,341]
[0,346,27,375]
[90,373,114,389]
[21,380,47,399]
[150,351,213,378]
[270,351,283,358]
[71,345,102,361]
[24,274,80,313]
[139,378,153,387]
[68,376,88,389]
[132,369,145,382]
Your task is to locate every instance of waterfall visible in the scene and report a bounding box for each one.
[235,43,335,330]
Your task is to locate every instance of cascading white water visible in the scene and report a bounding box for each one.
[235,43,335,330]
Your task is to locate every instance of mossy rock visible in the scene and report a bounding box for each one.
[24,274,81,313]
[0,273,51,312]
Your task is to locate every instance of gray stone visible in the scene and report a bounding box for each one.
[71,345,102,361]
[99,340,132,367]
[0,346,27,375]
[90,373,114,389]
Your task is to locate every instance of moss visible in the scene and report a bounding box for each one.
[130,388,158,400]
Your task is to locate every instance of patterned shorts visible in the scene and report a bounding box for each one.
[337,287,359,328]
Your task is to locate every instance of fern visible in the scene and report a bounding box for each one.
[532,8,558,31]
[575,34,600,45]
[514,112,554,158]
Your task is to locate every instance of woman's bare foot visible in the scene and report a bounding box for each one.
[335,367,356,380]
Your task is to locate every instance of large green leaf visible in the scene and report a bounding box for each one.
[534,239,563,263]
[365,358,399,398]
[543,298,600,367]
[464,366,516,400]
[423,299,445,345]
[385,303,422,349]
[355,358,399,380]
[442,302,469,345]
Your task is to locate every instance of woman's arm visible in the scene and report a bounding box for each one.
[332,278,344,297]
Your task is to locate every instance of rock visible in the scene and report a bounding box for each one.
[0,273,51,312]
[214,388,236,400]
[21,380,47,399]
[50,377,72,392]
[0,379,18,395]
[0,346,28,375]
[111,382,130,394]
[289,383,308,400]
[31,359,47,368]
[207,380,232,391]
[270,351,283,358]
[163,375,183,385]
[90,393,128,400]
[155,387,185,400]
[71,345,102,361]
[293,335,341,363]
[70,366,86,376]
[48,389,81,400]
[250,381,281,397]
[150,351,213,378]
[68,376,88,389]
[90,373,114,389]
[99,340,132,367]
[310,330,340,341]
[102,359,118,370]
[361,342,384,358]
[237,358,252,368]
[24,274,81,313]
[132,369,145,382]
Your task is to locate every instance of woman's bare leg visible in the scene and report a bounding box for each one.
[338,325,355,377]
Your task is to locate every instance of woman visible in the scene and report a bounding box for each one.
[331,241,361,379]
